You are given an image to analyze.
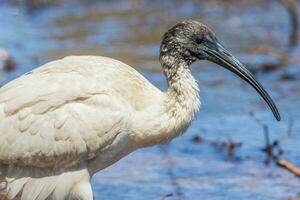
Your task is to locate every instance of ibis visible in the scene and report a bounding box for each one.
[0,20,280,200]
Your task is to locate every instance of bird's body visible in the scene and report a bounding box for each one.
[0,20,279,200]
[0,55,199,200]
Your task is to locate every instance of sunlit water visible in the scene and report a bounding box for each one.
[0,1,299,199]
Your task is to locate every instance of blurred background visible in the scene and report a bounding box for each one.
[0,0,300,199]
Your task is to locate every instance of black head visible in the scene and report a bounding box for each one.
[160,20,217,64]
[160,20,281,121]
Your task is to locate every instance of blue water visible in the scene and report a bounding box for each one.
[0,1,299,199]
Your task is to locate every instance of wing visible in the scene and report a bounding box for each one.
[0,57,135,169]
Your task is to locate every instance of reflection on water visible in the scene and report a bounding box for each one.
[0,0,300,199]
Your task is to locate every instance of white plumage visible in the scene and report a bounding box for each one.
[0,20,280,200]
[0,55,199,200]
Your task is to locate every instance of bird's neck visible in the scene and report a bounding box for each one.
[133,56,200,148]
[163,55,200,138]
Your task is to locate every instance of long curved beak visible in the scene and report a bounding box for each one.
[205,42,281,121]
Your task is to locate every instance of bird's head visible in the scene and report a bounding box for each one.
[160,20,281,121]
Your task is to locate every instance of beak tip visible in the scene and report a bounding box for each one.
[273,109,281,121]
[276,114,281,122]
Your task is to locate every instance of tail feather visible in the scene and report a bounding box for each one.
[34,177,57,200]
[0,164,91,200]
[21,177,56,200]
[6,177,28,199]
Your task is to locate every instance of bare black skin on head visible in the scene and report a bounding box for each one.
[160,20,216,64]
[160,20,281,121]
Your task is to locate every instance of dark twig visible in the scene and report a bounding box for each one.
[250,112,300,178]
[191,134,242,160]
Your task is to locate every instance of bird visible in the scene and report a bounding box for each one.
[0,20,280,200]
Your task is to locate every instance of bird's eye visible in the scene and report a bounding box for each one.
[194,35,204,44]
[205,35,214,43]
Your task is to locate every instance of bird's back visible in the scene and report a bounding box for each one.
[17,56,162,112]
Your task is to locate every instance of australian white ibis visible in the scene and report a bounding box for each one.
[0,20,280,200]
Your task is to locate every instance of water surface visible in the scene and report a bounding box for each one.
[0,1,299,199]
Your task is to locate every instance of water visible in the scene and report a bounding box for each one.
[0,1,299,199]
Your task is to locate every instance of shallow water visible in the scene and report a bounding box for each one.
[0,0,300,199]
